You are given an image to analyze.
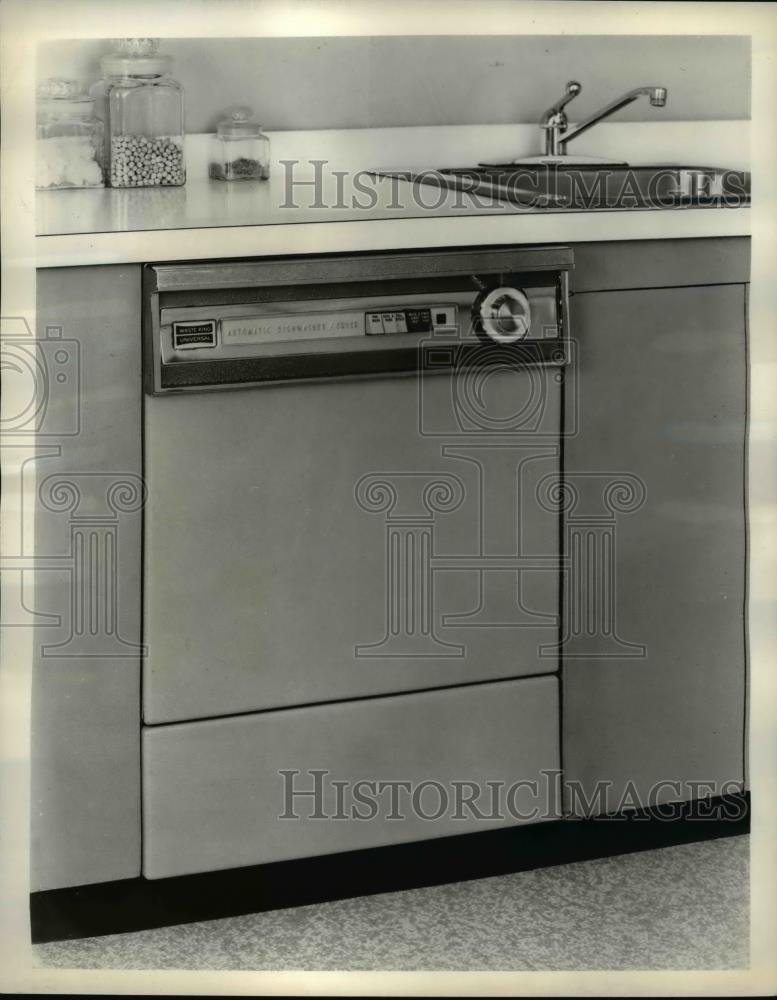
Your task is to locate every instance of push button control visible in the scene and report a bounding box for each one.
[382,312,400,334]
[366,313,385,335]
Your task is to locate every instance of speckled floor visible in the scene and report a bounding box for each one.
[34,834,748,971]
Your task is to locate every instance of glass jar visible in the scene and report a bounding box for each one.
[89,39,127,129]
[36,78,104,190]
[209,108,270,181]
[101,38,185,187]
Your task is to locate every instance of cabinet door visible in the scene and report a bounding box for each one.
[563,283,747,812]
[31,265,142,890]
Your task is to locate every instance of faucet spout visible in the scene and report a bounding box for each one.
[558,85,668,153]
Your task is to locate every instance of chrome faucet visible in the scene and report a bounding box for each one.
[541,81,668,157]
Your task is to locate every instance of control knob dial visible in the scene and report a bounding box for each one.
[474,286,531,343]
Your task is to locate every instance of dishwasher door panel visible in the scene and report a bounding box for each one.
[143,675,560,878]
[143,370,560,723]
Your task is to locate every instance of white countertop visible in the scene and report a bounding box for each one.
[35,195,750,270]
[34,124,751,268]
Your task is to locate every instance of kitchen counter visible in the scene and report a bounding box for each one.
[34,125,751,268]
[34,182,750,269]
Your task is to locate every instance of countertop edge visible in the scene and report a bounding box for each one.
[34,207,751,269]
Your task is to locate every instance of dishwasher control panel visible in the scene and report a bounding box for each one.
[144,246,572,392]
[172,305,458,353]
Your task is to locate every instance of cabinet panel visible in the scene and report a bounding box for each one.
[570,237,751,293]
[31,265,142,890]
[143,675,559,878]
[563,283,747,811]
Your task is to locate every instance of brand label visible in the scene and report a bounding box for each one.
[173,321,217,349]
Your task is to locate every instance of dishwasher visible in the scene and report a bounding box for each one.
[141,246,573,878]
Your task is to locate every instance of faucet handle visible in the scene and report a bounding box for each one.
[541,81,582,125]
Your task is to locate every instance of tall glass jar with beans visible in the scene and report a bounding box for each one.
[104,39,185,187]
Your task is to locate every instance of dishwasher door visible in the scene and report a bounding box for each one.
[142,248,571,724]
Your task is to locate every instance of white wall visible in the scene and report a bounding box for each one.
[38,35,750,133]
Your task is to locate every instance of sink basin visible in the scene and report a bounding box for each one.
[383,164,750,211]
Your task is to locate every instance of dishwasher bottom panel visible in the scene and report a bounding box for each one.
[142,676,559,879]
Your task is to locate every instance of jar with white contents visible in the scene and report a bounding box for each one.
[36,78,104,190]
[102,38,186,187]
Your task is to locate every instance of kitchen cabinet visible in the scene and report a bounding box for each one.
[563,244,748,812]
[31,265,143,891]
[29,235,749,900]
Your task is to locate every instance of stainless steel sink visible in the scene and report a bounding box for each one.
[381,79,748,212]
[383,164,750,211]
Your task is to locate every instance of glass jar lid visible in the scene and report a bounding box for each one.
[216,107,263,139]
[37,77,95,116]
[100,37,172,77]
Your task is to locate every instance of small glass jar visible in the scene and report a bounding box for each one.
[36,78,104,190]
[102,38,185,187]
[209,108,270,181]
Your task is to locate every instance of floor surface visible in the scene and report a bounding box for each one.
[33,834,749,971]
